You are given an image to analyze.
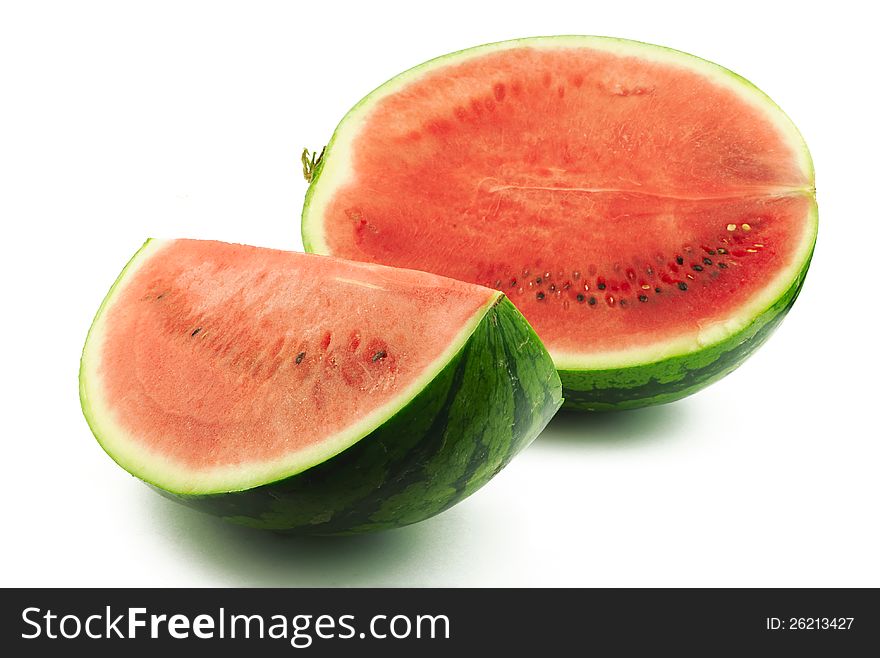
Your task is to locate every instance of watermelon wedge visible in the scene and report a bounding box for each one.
[79,239,561,533]
[301,36,817,410]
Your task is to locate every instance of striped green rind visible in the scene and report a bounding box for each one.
[559,250,814,411]
[157,297,562,535]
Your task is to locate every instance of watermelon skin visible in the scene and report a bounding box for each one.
[152,297,561,534]
[559,249,813,410]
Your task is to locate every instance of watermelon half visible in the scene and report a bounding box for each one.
[79,239,561,533]
[301,36,817,410]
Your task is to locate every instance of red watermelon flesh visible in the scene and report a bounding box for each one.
[303,39,816,369]
[81,239,503,492]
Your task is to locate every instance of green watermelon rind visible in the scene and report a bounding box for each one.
[300,35,818,410]
[559,239,815,410]
[80,241,562,533]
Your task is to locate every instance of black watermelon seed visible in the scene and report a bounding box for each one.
[535,277,543,284]
[675,256,684,265]
[708,250,716,255]
[655,287,662,293]
[191,327,202,337]
[372,350,387,362]
[597,282,606,290]
[718,262,728,269]
[619,299,627,307]
[678,282,688,291]
[536,292,545,300]
[703,257,713,265]
[638,294,648,302]
[588,296,597,306]
[509,278,517,287]
[576,294,585,303]
[692,265,704,272]
[295,352,306,364]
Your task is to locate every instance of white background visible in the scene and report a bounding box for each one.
[1,0,877,587]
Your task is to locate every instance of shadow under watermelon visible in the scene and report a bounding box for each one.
[142,402,692,585]
[144,490,465,586]
[537,400,693,448]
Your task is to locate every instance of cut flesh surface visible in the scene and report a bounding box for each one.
[303,37,817,369]
[80,239,500,493]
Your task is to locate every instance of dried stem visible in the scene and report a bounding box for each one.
[301,147,326,182]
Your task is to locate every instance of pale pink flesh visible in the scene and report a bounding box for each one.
[98,240,494,468]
